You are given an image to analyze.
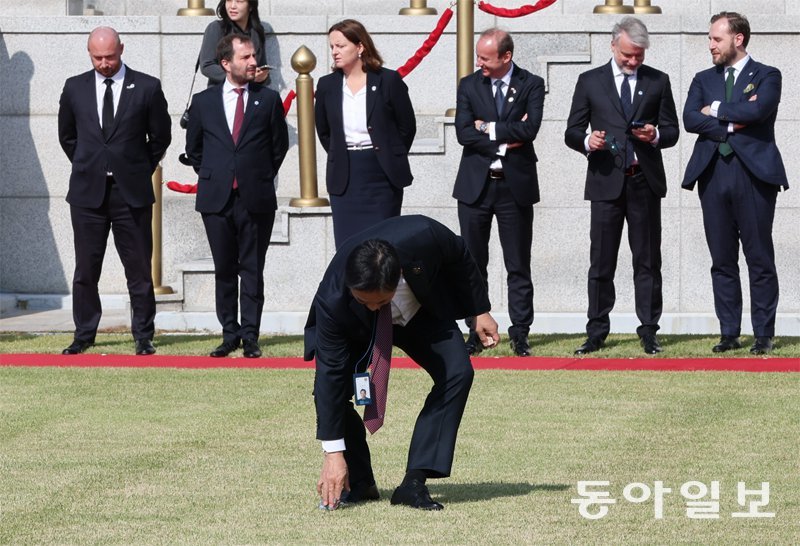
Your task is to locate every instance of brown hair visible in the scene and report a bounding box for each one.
[328,19,384,73]
[711,11,750,48]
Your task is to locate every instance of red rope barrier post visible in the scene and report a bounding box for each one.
[289,46,329,208]
[592,0,634,14]
[399,0,437,15]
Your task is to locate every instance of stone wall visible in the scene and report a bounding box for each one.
[1,2,798,334]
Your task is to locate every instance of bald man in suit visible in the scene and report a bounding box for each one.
[58,26,171,356]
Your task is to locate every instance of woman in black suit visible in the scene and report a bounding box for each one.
[315,19,417,248]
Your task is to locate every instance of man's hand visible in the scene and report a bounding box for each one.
[474,312,500,348]
[317,451,349,510]
[474,119,485,131]
[701,105,712,116]
[255,66,270,84]
[588,130,607,152]
[631,123,657,143]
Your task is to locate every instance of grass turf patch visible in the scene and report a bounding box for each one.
[1,367,798,543]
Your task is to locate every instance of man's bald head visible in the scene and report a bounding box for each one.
[88,26,124,78]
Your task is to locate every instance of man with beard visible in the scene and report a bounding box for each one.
[185,34,289,358]
[565,17,679,355]
[682,12,788,354]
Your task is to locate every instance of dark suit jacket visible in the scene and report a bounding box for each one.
[58,66,171,208]
[453,64,544,207]
[682,58,788,190]
[185,82,289,214]
[565,62,679,201]
[314,67,416,195]
[304,215,490,441]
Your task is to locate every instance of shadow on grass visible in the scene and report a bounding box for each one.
[421,481,569,503]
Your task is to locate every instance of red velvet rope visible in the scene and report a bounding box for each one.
[478,0,558,17]
[397,7,455,78]
[282,89,297,116]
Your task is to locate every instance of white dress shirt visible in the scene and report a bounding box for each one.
[95,65,126,132]
[487,63,513,170]
[222,79,249,134]
[321,273,421,453]
[710,54,751,134]
[341,75,372,147]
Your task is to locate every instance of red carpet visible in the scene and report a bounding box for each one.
[1,353,798,372]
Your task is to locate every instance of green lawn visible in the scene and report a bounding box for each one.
[1,367,798,544]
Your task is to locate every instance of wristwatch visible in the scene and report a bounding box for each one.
[479,122,488,133]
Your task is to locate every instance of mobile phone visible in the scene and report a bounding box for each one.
[257,64,274,70]
[630,121,646,129]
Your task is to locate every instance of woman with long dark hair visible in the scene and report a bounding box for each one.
[198,0,270,86]
[315,19,417,248]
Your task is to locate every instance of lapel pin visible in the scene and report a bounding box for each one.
[371,85,377,91]
[510,87,517,95]
[126,83,135,89]
[254,100,260,105]
[743,83,755,93]
[638,90,643,95]
[508,97,514,103]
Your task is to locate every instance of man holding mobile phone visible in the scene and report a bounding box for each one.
[565,17,679,355]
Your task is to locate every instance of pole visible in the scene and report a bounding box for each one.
[289,46,329,207]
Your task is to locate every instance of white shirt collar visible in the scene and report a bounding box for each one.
[611,59,637,80]
[491,62,514,87]
[95,64,126,85]
[727,54,751,77]
[223,79,249,94]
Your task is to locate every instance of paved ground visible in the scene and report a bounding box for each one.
[0,308,131,333]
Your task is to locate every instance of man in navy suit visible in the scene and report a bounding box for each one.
[305,215,499,511]
[185,34,289,358]
[58,26,171,356]
[683,12,788,355]
[453,28,545,357]
[565,17,679,356]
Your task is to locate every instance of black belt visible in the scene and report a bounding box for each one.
[488,169,504,180]
[623,164,642,177]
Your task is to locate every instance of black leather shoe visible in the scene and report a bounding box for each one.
[464,331,483,356]
[339,483,380,506]
[640,334,663,355]
[390,479,443,511]
[750,336,774,355]
[62,339,93,355]
[210,339,240,358]
[135,339,156,355]
[510,335,531,356]
[242,339,262,358]
[712,336,742,353]
[574,337,603,355]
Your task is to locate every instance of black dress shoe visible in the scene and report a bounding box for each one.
[750,336,774,355]
[62,339,93,355]
[640,334,663,355]
[339,483,380,506]
[574,337,603,355]
[210,339,240,358]
[135,339,156,355]
[510,335,531,356]
[242,339,262,358]
[464,331,483,356]
[712,336,742,353]
[390,479,443,510]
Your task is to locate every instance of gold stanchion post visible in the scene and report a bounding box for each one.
[399,0,437,15]
[446,0,474,117]
[151,165,174,295]
[633,0,662,14]
[593,0,634,14]
[289,46,329,208]
[177,0,214,16]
